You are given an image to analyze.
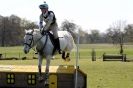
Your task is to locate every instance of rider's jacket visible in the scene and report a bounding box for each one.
[39,11,57,31]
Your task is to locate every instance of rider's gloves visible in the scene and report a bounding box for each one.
[41,29,47,35]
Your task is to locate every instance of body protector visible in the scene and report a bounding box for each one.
[39,11,56,31]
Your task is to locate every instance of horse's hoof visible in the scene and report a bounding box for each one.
[44,80,49,87]
[38,79,44,83]
[66,57,70,62]
[62,57,70,62]
[62,57,65,60]
[44,83,49,87]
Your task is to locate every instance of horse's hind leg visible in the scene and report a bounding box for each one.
[65,53,70,61]
[62,52,70,61]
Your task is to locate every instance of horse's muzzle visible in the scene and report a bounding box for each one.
[23,47,29,54]
[24,49,28,54]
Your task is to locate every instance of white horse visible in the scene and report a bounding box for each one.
[23,29,75,85]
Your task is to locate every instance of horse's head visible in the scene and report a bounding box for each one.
[23,29,34,54]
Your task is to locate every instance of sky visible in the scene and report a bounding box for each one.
[0,0,133,33]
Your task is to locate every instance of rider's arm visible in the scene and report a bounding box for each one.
[43,13,54,31]
[39,14,43,30]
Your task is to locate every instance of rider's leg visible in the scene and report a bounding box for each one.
[52,28,62,54]
[55,38,62,54]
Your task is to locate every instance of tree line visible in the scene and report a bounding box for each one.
[0,15,133,46]
[60,20,133,45]
[0,15,38,46]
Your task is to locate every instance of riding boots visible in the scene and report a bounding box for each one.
[55,38,62,54]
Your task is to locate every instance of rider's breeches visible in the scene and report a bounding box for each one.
[51,27,58,39]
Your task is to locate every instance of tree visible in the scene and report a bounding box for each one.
[0,15,38,46]
[60,20,78,43]
[0,16,5,46]
[89,29,100,43]
[60,20,90,44]
[0,16,3,46]
[21,19,38,29]
[124,24,133,42]
[0,17,9,46]
[107,20,127,54]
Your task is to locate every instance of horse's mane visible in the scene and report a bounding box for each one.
[25,29,40,34]
[33,29,40,34]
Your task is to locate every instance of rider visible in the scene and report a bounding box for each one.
[39,2,62,54]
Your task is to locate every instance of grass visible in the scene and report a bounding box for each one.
[0,44,133,88]
[86,60,133,88]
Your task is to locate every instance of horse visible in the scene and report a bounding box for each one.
[23,29,75,85]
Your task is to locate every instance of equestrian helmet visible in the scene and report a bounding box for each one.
[39,2,49,9]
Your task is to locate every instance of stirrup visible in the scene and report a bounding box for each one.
[58,49,62,54]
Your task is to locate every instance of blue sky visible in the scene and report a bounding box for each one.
[0,0,133,32]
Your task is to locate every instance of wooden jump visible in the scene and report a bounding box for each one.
[103,54,126,61]
[0,65,87,88]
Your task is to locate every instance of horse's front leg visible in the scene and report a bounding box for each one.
[44,55,51,85]
[38,53,43,82]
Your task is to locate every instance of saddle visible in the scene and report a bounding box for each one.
[46,32,55,44]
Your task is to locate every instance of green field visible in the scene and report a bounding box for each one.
[0,44,133,88]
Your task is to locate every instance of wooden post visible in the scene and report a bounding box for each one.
[91,49,96,61]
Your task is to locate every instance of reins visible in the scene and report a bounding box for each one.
[37,32,48,53]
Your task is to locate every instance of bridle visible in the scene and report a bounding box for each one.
[24,31,48,52]
[24,33,34,48]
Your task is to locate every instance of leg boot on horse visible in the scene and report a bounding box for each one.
[38,66,44,82]
[44,73,49,87]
